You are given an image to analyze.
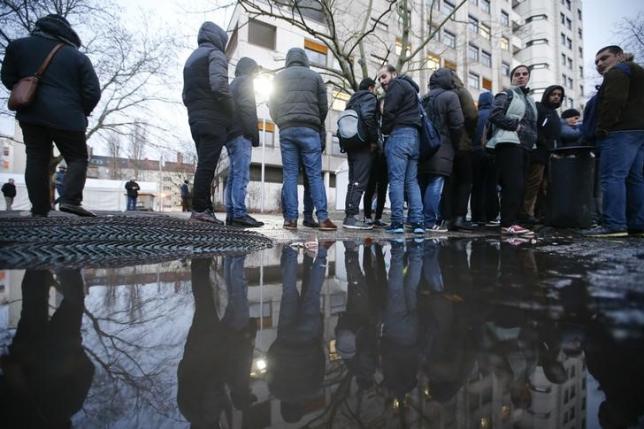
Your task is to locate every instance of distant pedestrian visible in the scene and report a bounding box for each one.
[2,178,16,210]
[487,65,538,237]
[180,180,191,212]
[585,46,644,237]
[378,64,424,234]
[225,57,263,228]
[182,21,232,225]
[54,165,66,204]
[125,178,140,211]
[269,48,336,231]
[342,78,379,230]
[1,14,101,217]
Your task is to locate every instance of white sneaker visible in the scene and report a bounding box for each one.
[427,224,448,233]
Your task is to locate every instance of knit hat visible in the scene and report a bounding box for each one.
[561,108,581,119]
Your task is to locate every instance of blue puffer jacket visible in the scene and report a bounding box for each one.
[472,91,493,150]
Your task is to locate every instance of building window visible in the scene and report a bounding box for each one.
[248,19,276,50]
[578,28,583,39]
[258,121,275,147]
[468,15,479,33]
[526,38,548,47]
[500,36,509,51]
[443,30,456,48]
[482,77,492,90]
[304,39,328,66]
[579,46,583,57]
[562,73,567,85]
[443,0,455,14]
[566,0,571,10]
[561,53,567,65]
[578,9,582,20]
[502,62,510,77]
[566,17,572,29]
[426,53,441,70]
[560,12,566,24]
[530,63,549,70]
[567,37,572,49]
[444,59,457,71]
[526,14,547,23]
[568,77,573,89]
[395,38,412,57]
[479,23,491,40]
[501,10,509,26]
[481,0,490,13]
[468,72,480,89]
[331,91,350,111]
[568,57,573,70]
[579,65,584,78]
[561,32,566,46]
[481,50,492,67]
[468,43,479,61]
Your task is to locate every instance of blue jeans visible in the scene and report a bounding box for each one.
[599,130,644,230]
[225,136,252,218]
[279,127,328,221]
[385,127,423,225]
[419,175,445,227]
[300,161,314,221]
[127,196,137,211]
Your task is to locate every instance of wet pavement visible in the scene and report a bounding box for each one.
[1,237,644,428]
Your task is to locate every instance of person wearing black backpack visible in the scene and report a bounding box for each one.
[341,78,379,230]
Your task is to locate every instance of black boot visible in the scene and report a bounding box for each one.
[452,216,476,231]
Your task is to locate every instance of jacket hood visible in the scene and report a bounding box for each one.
[399,74,419,92]
[235,57,258,77]
[285,48,310,68]
[428,68,455,90]
[541,85,565,108]
[478,91,493,109]
[32,14,81,48]
[198,21,228,51]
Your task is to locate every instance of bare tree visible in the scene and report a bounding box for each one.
[616,13,644,63]
[106,134,122,180]
[129,121,147,180]
[235,0,466,92]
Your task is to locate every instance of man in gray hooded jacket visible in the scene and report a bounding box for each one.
[183,22,232,224]
[269,48,336,231]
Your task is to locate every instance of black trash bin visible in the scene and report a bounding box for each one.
[546,145,595,228]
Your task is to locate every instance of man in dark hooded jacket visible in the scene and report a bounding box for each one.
[342,78,378,230]
[269,48,336,231]
[521,85,564,223]
[470,91,499,225]
[419,68,464,232]
[1,14,101,218]
[182,21,232,225]
[224,57,263,228]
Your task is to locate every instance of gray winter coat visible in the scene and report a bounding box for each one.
[419,68,464,177]
[227,57,260,146]
[269,48,328,134]
[182,22,232,131]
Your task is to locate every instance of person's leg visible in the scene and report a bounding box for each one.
[485,154,500,222]
[453,151,473,219]
[496,144,526,227]
[279,129,300,222]
[363,152,378,220]
[522,161,545,218]
[385,135,406,226]
[422,175,445,228]
[345,150,372,218]
[229,136,252,219]
[440,176,454,223]
[191,124,226,212]
[299,128,329,222]
[625,132,644,231]
[470,150,485,223]
[20,123,53,216]
[52,129,88,207]
[403,138,423,226]
[224,143,233,219]
[345,151,357,217]
[375,156,389,220]
[5,197,12,211]
[300,161,315,222]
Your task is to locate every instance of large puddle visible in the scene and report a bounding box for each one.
[1,238,643,428]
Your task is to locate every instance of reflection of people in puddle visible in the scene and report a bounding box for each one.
[335,241,381,390]
[0,269,93,429]
[177,256,257,428]
[381,240,422,402]
[266,244,330,424]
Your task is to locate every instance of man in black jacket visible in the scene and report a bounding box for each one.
[2,179,17,211]
[182,22,232,225]
[1,14,101,217]
[124,178,140,211]
[343,78,378,230]
[269,48,336,231]
[521,85,564,224]
[224,57,263,228]
[378,65,424,234]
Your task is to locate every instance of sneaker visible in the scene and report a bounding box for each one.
[230,215,264,228]
[363,217,374,225]
[319,219,338,231]
[485,220,501,227]
[411,224,425,234]
[190,209,223,225]
[583,226,628,238]
[303,218,319,228]
[59,203,97,217]
[385,223,405,234]
[427,223,448,233]
[343,216,373,230]
[283,219,298,230]
[373,219,388,228]
[501,224,535,237]
[451,217,477,231]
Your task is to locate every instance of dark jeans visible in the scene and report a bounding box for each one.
[440,150,472,221]
[496,144,529,227]
[127,195,137,211]
[300,161,314,221]
[20,123,88,215]
[471,150,499,223]
[345,149,372,217]
[190,123,226,212]
[363,151,388,220]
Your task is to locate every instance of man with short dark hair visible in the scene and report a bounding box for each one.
[2,178,16,210]
[125,178,140,211]
[586,45,644,237]
[1,14,101,217]
[343,78,378,230]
